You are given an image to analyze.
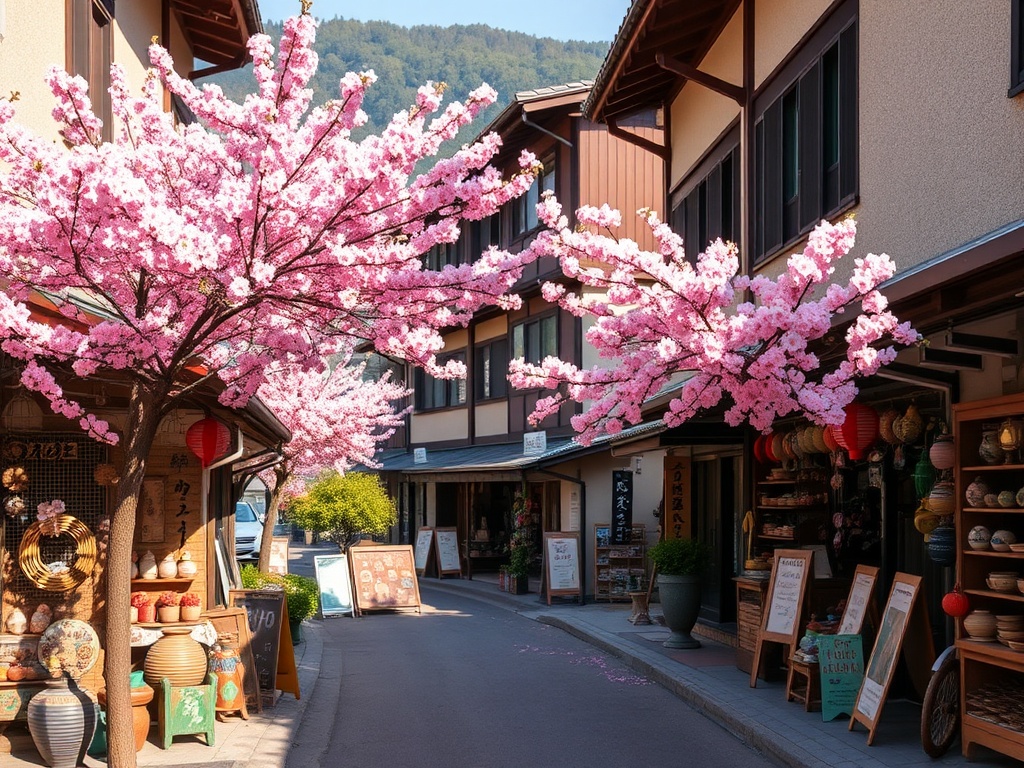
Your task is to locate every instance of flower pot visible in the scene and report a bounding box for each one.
[137,603,156,624]
[508,575,529,594]
[27,677,99,768]
[130,606,138,624]
[657,573,702,649]
[143,626,207,688]
[180,605,201,622]
[289,617,303,645]
[157,605,180,623]
[97,683,153,753]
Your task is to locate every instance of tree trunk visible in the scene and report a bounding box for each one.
[105,386,162,768]
[257,465,290,572]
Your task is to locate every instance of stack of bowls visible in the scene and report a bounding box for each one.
[987,571,1019,593]
[998,615,1024,645]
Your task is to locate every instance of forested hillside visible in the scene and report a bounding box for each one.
[209,17,609,144]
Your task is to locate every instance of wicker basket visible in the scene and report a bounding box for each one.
[18,514,97,591]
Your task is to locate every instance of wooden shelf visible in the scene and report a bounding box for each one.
[757,534,797,541]
[964,589,1024,602]
[757,479,796,485]
[963,507,1024,513]
[962,464,1024,472]
[756,505,825,512]
[594,523,646,602]
[963,550,1024,558]
[130,578,195,585]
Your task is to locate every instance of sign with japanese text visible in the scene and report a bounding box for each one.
[611,470,633,545]
[663,455,691,539]
[542,532,581,605]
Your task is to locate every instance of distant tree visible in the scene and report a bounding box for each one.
[288,471,397,550]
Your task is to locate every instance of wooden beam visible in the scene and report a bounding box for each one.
[655,52,745,105]
[608,117,670,162]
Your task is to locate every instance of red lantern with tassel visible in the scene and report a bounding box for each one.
[185,417,231,468]
[832,403,880,460]
[941,584,970,618]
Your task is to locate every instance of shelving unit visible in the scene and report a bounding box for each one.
[750,467,830,570]
[594,523,646,602]
[954,392,1024,762]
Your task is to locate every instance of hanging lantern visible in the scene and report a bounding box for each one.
[832,403,879,460]
[927,525,957,566]
[878,409,900,445]
[929,433,955,471]
[941,584,971,618]
[823,425,840,453]
[913,448,937,499]
[753,435,768,464]
[770,432,786,464]
[894,402,924,444]
[927,480,956,517]
[185,417,231,468]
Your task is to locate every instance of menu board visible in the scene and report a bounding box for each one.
[749,549,812,688]
[229,589,285,703]
[414,527,434,574]
[837,565,879,636]
[434,527,462,576]
[818,634,865,722]
[314,553,355,617]
[543,532,581,605]
[349,544,422,613]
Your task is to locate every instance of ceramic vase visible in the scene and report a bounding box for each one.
[980,429,1005,464]
[209,635,247,715]
[97,683,154,753]
[176,551,198,578]
[963,610,997,640]
[27,677,99,768]
[143,627,207,688]
[138,550,158,580]
[157,605,180,623]
[157,553,178,579]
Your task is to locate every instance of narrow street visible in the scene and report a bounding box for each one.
[285,579,779,768]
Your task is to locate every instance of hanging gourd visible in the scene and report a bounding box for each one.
[913,447,937,499]
[185,417,231,468]
[878,408,900,444]
[895,402,924,444]
[941,584,970,618]
[832,403,880,460]
[929,433,955,471]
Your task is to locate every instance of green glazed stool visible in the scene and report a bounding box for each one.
[158,674,216,749]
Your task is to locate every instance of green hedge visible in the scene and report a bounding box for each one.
[239,565,320,622]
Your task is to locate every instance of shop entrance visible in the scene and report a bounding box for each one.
[693,454,738,625]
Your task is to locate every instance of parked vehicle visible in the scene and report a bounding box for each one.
[235,501,264,561]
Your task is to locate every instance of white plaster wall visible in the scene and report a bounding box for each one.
[410,408,468,443]
[475,401,507,437]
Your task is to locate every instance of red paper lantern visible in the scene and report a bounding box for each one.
[823,425,840,453]
[753,435,768,464]
[185,417,231,467]
[832,403,879,460]
[764,432,780,463]
[941,584,970,618]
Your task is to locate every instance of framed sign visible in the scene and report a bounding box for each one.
[314,553,355,617]
[349,544,421,613]
[434,527,462,577]
[229,589,285,705]
[749,549,812,688]
[850,572,934,745]
[818,634,865,722]
[268,536,289,575]
[542,532,581,605]
[837,564,879,636]
[414,527,434,575]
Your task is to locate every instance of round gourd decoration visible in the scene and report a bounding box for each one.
[878,409,900,444]
[927,480,955,517]
[832,403,879,460]
[941,584,970,618]
[927,525,956,566]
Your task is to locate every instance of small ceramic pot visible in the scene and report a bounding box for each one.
[176,552,198,579]
[991,530,1018,551]
[157,554,178,579]
[180,605,201,622]
[968,525,992,550]
[987,573,1018,593]
[966,478,990,508]
[980,429,1006,464]
[138,551,158,580]
[963,610,997,640]
[157,605,180,623]
[6,607,27,635]
[999,491,1017,508]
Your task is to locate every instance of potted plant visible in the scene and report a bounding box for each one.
[648,537,709,649]
[179,592,201,622]
[155,591,180,623]
[131,592,154,624]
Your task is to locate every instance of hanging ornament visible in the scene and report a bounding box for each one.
[927,480,956,517]
[753,434,768,464]
[832,403,880,461]
[913,447,937,499]
[929,433,955,471]
[941,584,971,618]
[185,417,231,468]
[894,402,924,444]
[879,409,900,444]
[927,524,957,566]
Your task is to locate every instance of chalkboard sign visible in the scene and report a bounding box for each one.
[817,634,865,722]
[414,527,434,575]
[314,553,355,617]
[434,527,462,577]
[230,589,285,704]
[349,544,421,613]
[542,532,581,605]
[749,549,812,688]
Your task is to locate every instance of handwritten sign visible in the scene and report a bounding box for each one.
[818,634,865,721]
[230,589,285,703]
[611,470,633,545]
[434,528,461,576]
[414,528,434,574]
[349,544,421,613]
[314,553,354,617]
[268,536,289,575]
[765,556,808,636]
[543,532,581,605]
[838,565,879,636]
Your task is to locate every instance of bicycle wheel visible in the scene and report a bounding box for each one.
[921,651,960,757]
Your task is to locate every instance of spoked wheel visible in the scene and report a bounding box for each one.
[921,651,960,758]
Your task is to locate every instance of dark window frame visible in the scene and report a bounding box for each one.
[753,0,858,265]
[474,336,509,402]
[511,312,558,368]
[1012,0,1024,97]
[509,154,556,242]
[67,0,114,143]
[413,351,467,412]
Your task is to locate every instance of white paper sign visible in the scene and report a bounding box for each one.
[546,536,579,590]
[765,556,807,636]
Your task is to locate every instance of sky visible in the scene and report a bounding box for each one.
[257,0,633,43]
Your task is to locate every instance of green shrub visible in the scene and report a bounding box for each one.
[237,564,319,622]
[648,537,710,576]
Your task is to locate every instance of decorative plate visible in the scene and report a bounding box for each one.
[37,619,100,680]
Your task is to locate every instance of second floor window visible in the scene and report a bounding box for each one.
[671,135,739,261]
[423,240,462,271]
[512,315,557,366]
[474,337,509,401]
[414,352,467,411]
[753,3,857,264]
[68,0,113,143]
[511,159,556,239]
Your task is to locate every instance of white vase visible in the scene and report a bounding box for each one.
[157,553,178,579]
[176,551,198,579]
[138,550,158,580]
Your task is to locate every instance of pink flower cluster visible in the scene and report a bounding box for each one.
[509,201,920,444]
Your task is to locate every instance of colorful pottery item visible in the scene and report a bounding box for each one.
[143,626,208,689]
[97,682,154,753]
[27,677,99,768]
[927,525,956,566]
[966,477,989,508]
[6,607,27,635]
[210,633,249,719]
[968,525,993,550]
[1000,490,1017,508]
[980,429,1006,464]
[991,530,1018,552]
[927,481,956,517]
[37,619,101,681]
[984,493,1000,508]
[28,604,52,634]
[987,571,1018,592]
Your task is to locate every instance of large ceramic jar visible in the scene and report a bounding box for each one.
[143,627,208,689]
[209,634,247,716]
[27,677,99,768]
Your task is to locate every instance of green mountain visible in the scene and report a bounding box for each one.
[208,18,609,146]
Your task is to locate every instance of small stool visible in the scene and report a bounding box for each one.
[627,591,653,625]
[785,656,821,712]
[158,674,216,749]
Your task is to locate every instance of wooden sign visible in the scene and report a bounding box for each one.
[818,634,865,722]
[268,536,289,575]
[274,600,300,701]
[349,544,422,613]
[314,553,355,617]
[663,454,692,539]
[414,527,434,575]
[850,572,934,745]
[837,564,879,636]
[749,549,812,688]
[611,470,633,544]
[542,531,581,605]
[434,527,462,577]
[204,606,261,713]
[230,589,285,705]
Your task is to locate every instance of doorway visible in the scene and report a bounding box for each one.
[693,454,739,625]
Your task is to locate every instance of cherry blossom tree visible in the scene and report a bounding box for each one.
[253,357,409,570]
[0,11,539,766]
[509,199,920,445]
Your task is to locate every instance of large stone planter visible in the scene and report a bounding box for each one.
[657,573,702,649]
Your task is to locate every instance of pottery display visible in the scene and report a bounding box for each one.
[29,604,52,634]
[157,553,178,579]
[138,550,158,580]
[143,626,208,689]
[963,609,998,640]
[210,633,248,718]
[966,477,990,508]
[27,677,99,768]
[980,429,1006,464]
[968,525,993,550]
[991,530,1018,552]
[984,493,1000,508]
[999,490,1017,508]
[987,572,1018,593]
[97,680,154,753]
[37,619,100,681]
[176,551,198,578]
[6,607,27,635]
[928,481,956,516]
